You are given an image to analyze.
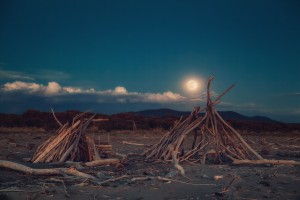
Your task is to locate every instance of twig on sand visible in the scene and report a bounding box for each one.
[223,176,238,192]
[95,175,129,186]
[131,176,154,182]
[232,159,300,166]
[157,176,216,186]
[122,141,145,146]
[215,175,238,196]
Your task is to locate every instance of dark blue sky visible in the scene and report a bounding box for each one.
[0,0,299,122]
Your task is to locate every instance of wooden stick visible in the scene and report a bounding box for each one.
[0,160,96,179]
[51,108,63,127]
[157,176,216,186]
[214,110,263,160]
[171,151,185,175]
[212,84,235,106]
[95,175,129,186]
[122,141,145,146]
[232,159,300,166]
[84,158,121,167]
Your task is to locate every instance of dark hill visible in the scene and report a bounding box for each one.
[0,109,299,132]
[136,109,277,123]
[135,108,190,117]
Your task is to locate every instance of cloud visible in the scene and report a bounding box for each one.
[34,70,70,81]
[114,86,127,94]
[0,69,71,82]
[1,81,190,104]
[45,82,62,95]
[0,69,34,80]
[4,81,42,92]
[64,87,83,93]
[3,81,99,96]
[217,101,260,110]
[144,91,184,103]
[278,92,300,97]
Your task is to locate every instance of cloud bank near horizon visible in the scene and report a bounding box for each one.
[2,81,194,104]
[1,80,299,123]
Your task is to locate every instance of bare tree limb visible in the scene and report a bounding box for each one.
[51,108,63,127]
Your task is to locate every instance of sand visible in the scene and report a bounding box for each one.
[0,129,300,200]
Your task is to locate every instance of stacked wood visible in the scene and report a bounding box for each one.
[143,76,263,164]
[31,113,101,163]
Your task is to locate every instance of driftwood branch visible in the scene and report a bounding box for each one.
[0,160,96,179]
[122,141,145,146]
[95,175,129,186]
[84,158,121,167]
[171,151,185,175]
[157,176,216,186]
[232,159,300,166]
[51,108,63,127]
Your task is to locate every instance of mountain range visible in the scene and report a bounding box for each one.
[134,108,278,123]
[2,108,299,132]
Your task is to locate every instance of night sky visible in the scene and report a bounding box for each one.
[0,0,299,122]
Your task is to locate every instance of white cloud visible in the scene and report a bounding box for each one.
[3,81,99,96]
[114,86,127,94]
[144,91,184,102]
[64,87,82,93]
[1,81,192,104]
[45,82,62,95]
[0,69,34,80]
[217,101,260,110]
[34,70,70,81]
[4,81,41,92]
[278,92,300,97]
[0,69,71,82]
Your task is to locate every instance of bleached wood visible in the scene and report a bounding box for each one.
[0,160,96,179]
[232,159,300,166]
[84,158,121,167]
[51,108,63,127]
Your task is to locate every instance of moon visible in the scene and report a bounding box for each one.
[186,79,198,91]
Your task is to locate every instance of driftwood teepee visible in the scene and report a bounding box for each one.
[31,112,101,163]
[143,77,263,164]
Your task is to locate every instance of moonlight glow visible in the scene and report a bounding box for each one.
[186,79,198,91]
[182,77,204,94]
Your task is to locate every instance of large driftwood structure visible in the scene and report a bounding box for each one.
[32,113,102,163]
[143,77,263,164]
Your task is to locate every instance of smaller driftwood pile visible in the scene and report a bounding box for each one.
[31,113,101,163]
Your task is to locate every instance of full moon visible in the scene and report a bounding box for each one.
[186,79,198,91]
